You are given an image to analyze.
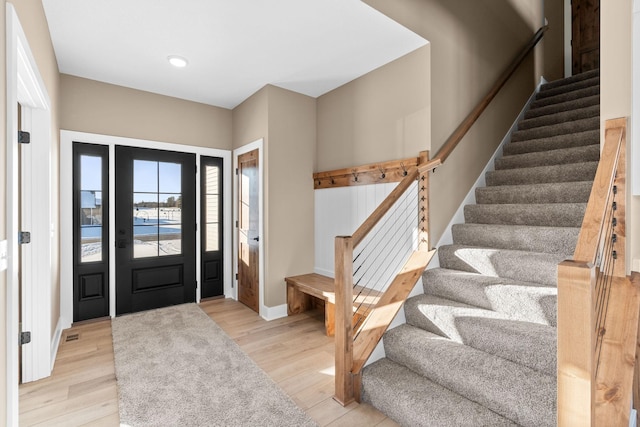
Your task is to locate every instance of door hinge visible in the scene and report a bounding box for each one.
[18,231,31,244]
[235,168,239,175]
[18,131,30,144]
[235,273,238,280]
[20,331,31,345]
[235,220,238,228]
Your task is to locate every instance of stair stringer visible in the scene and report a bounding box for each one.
[363,77,548,369]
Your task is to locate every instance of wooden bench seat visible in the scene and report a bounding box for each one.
[285,273,380,336]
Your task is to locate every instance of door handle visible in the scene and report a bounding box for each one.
[117,239,128,248]
[251,237,259,242]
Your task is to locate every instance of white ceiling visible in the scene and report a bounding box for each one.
[42,0,427,109]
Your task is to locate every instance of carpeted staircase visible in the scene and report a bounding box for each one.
[361,69,600,426]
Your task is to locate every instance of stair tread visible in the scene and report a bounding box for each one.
[362,358,518,427]
[511,116,599,142]
[438,244,567,286]
[485,161,598,186]
[530,85,599,109]
[452,223,579,255]
[524,94,600,120]
[496,144,600,170]
[404,294,557,376]
[518,104,599,130]
[503,129,600,155]
[423,268,557,325]
[464,203,587,227]
[384,325,556,427]
[540,69,599,91]
[537,76,599,99]
[476,181,593,204]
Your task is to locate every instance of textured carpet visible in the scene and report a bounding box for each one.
[112,304,316,427]
[362,69,600,426]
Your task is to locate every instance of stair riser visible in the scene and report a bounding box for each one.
[485,162,598,186]
[438,245,566,286]
[511,117,599,142]
[464,204,586,227]
[476,181,593,205]
[496,145,600,170]
[384,326,556,427]
[423,269,557,326]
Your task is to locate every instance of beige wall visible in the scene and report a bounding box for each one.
[1,0,61,420]
[265,86,316,306]
[232,86,268,150]
[317,46,430,170]
[232,85,315,307]
[61,74,232,150]
[358,0,552,243]
[601,0,638,272]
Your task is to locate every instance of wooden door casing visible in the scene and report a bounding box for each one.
[572,0,600,75]
[238,149,259,312]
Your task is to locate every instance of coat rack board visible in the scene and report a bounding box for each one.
[313,155,421,189]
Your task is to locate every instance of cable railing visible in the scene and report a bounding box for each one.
[557,117,640,426]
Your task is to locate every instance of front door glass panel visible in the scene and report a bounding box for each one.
[133,160,182,258]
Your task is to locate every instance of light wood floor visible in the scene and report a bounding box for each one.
[19,299,397,426]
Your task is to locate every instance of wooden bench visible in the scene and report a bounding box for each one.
[285,273,380,336]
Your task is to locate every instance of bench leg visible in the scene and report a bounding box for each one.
[325,302,335,336]
[287,283,312,315]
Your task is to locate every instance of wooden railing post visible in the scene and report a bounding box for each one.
[334,236,354,406]
[418,151,430,251]
[557,260,596,427]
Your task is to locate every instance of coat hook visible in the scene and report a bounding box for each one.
[330,177,335,185]
[378,166,386,179]
[317,178,322,186]
[352,170,359,182]
[400,162,408,176]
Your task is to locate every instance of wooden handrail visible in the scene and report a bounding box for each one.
[419,26,548,174]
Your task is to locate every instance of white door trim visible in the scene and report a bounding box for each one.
[6,3,53,425]
[59,130,233,325]
[232,139,266,318]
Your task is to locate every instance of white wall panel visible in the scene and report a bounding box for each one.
[314,182,397,277]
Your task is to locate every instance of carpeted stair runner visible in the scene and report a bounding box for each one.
[362,70,600,426]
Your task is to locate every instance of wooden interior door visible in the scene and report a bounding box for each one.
[238,149,259,312]
[572,0,600,74]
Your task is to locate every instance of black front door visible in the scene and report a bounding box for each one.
[115,146,196,315]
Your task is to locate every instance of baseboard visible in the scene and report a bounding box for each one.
[50,316,64,370]
[261,304,288,321]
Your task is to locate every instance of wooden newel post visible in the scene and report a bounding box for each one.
[557,260,596,427]
[334,235,355,406]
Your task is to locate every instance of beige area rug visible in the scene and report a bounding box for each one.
[111,303,317,427]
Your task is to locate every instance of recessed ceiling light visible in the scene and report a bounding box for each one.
[168,55,188,68]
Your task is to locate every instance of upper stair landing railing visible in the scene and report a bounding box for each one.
[333,25,548,406]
